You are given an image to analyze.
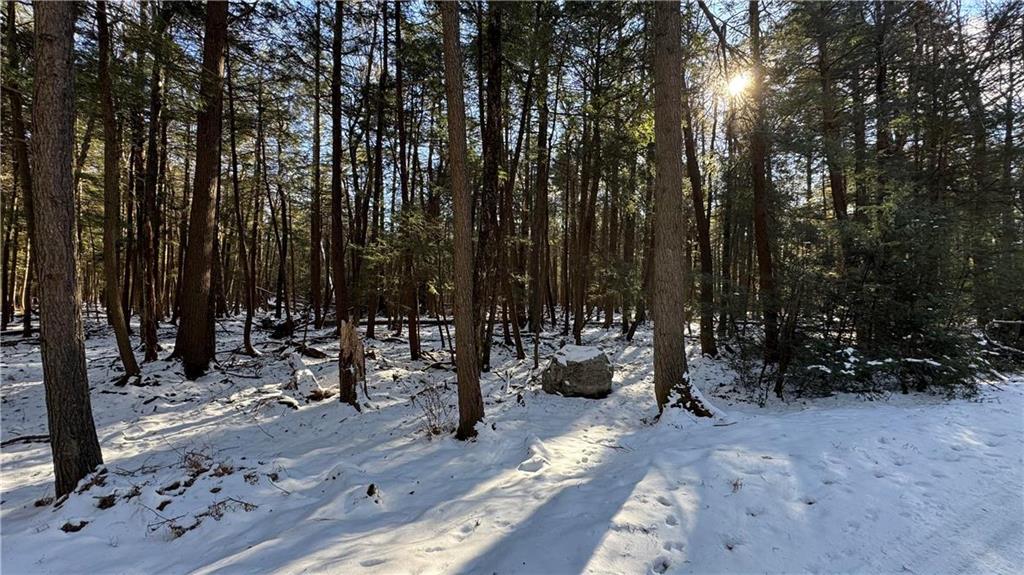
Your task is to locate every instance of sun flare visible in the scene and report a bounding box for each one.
[726,71,751,97]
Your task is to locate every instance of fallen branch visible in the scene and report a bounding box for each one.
[1,434,50,447]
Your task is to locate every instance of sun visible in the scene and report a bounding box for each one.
[726,71,751,97]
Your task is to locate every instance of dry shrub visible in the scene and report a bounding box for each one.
[411,381,454,437]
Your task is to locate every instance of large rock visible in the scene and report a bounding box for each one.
[541,345,613,398]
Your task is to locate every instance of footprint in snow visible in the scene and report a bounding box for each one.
[359,558,388,567]
[665,514,678,526]
[662,540,685,552]
[656,495,672,507]
[650,555,671,574]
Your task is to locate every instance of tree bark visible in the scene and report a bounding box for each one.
[5,0,35,337]
[173,1,228,379]
[652,0,712,416]
[682,74,718,357]
[225,45,257,356]
[394,1,421,361]
[530,2,552,365]
[749,0,780,365]
[32,1,105,497]
[98,0,141,380]
[333,0,357,409]
[141,4,173,362]
[311,1,324,329]
[441,0,484,440]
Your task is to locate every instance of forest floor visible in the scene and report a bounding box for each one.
[2,317,1022,574]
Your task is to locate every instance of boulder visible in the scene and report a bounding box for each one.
[541,345,613,398]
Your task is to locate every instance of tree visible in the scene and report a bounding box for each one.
[682,70,718,358]
[333,0,357,410]
[394,0,421,361]
[4,0,35,338]
[441,0,484,440]
[749,0,780,366]
[225,44,257,356]
[530,2,553,366]
[310,1,324,329]
[97,0,141,381]
[173,0,228,380]
[651,0,712,417]
[31,0,104,497]
[140,4,174,362]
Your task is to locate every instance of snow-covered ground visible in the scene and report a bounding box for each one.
[2,318,1022,574]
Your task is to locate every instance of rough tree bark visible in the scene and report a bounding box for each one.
[530,2,552,366]
[333,0,358,409]
[98,0,141,380]
[311,1,324,329]
[749,0,780,365]
[651,0,713,417]
[31,1,105,497]
[682,73,718,357]
[173,1,228,379]
[141,4,174,362]
[394,0,421,361]
[441,0,485,440]
[225,44,257,356]
[4,0,35,338]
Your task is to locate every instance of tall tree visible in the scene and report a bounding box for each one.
[173,0,228,379]
[333,0,357,409]
[394,0,420,360]
[310,1,324,329]
[651,0,712,417]
[98,0,141,381]
[31,0,104,497]
[749,0,780,365]
[682,71,717,357]
[141,3,174,361]
[441,0,484,440]
[530,2,553,365]
[5,0,35,337]
[225,44,256,356]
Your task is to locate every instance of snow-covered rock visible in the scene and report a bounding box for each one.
[541,345,613,398]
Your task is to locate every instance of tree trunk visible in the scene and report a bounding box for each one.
[441,0,484,440]
[140,5,173,362]
[311,1,324,329]
[394,1,421,361]
[749,0,780,365]
[5,0,35,337]
[530,2,552,364]
[98,0,141,380]
[226,47,257,356]
[173,1,228,379]
[682,74,718,357]
[366,1,389,340]
[31,1,105,497]
[333,0,357,409]
[651,0,712,417]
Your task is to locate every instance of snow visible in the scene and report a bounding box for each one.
[2,319,1022,574]
[552,344,606,365]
